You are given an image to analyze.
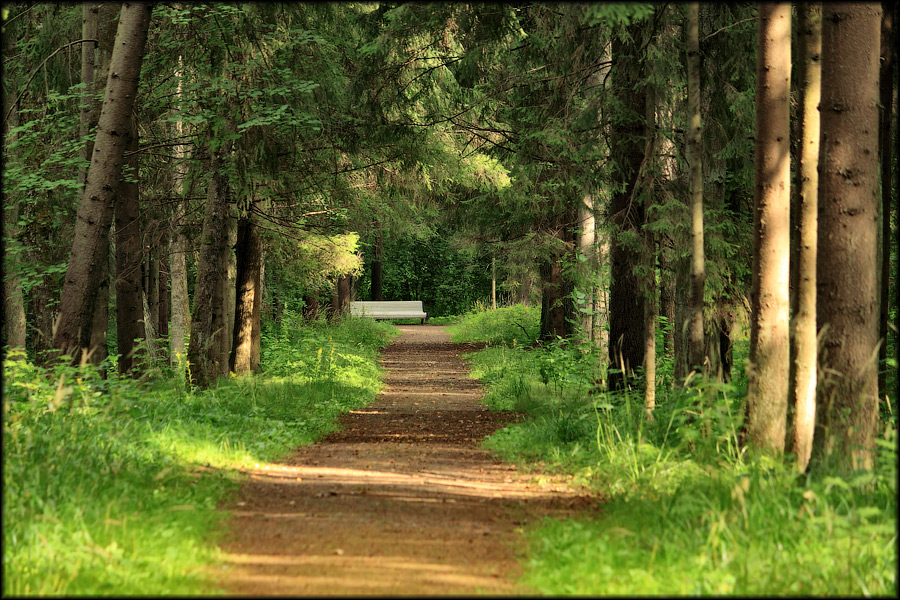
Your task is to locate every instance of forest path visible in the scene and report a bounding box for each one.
[215,325,598,596]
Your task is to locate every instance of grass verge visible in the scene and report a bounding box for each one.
[452,304,897,596]
[3,314,397,595]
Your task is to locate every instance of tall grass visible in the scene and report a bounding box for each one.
[453,304,897,596]
[2,314,396,595]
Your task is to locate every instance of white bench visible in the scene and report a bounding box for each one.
[350,300,429,324]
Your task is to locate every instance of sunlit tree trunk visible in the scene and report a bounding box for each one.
[746,2,791,454]
[251,244,264,372]
[3,96,27,352]
[878,3,894,398]
[53,2,153,360]
[231,212,262,374]
[789,2,822,472]
[169,58,190,368]
[686,1,707,375]
[813,2,882,473]
[578,192,596,343]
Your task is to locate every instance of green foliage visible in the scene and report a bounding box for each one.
[358,232,494,318]
[445,303,540,346]
[2,317,395,595]
[449,307,897,596]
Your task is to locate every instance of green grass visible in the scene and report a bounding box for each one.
[450,304,898,596]
[2,314,397,596]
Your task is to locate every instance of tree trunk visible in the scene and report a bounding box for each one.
[187,147,232,388]
[52,2,153,360]
[221,214,238,370]
[789,2,822,472]
[88,236,110,370]
[643,235,658,417]
[230,214,262,374]
[878,3,894,398]
[303,294,320,322]
[336,274,351,317]
[686,1,707,375]
[578,193,596,343]
[608,22,649,388]
[251,244,264,372]
[746,2,791,455]
[2,101,27,352]
[813,3,882,473]
[169,57,190,368]
[114,116,146,375]
[77,3,100,191]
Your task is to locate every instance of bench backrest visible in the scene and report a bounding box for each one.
[350,300,426,317]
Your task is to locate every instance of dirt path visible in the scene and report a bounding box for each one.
[216,325,598,596]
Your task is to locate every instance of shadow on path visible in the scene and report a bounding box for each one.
[216,325,599,596]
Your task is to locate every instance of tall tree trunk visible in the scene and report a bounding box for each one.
[157,235,169,338]
[813,3,882,473]
[686,1,707,375]
[187,147,232,388]
[643,234,658,417]
[251,244,264,372]
[145,243,160,340]
[608,22,649,387]
[52,2,153,360]
[114,116,146,375]
[221,214,237,371]
[746,2,791,454]
[230,214,262,374]
[3,99,27,352]
[789,2,822,472]
[169,57,190,368]
[88,236,110,370]
[77,3,99,191]
[878,2,894,398]
[539,201,577,342]
[578,193,596,343]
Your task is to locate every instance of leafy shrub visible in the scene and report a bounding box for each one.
[446,303,539,345]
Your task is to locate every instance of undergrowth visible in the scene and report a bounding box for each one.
[454,304,898,596]
[2,313,397,596]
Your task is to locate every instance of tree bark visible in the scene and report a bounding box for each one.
[878,3,894,398]
[114,116,146,375]
[115,117,147,375]
[746,2,791,454]
[251,244,264,372]
[52,2,153,360]
[578,193,596,343]
[686,1,707,375]
[813,2,882,473]
[789,2,822,472]
[230,215,262,374]
[608,21,649,387]
[187,146,232,388]
[2,98,27,352]
[169,57,190,368]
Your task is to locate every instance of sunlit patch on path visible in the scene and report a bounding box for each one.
[216,325,597,596]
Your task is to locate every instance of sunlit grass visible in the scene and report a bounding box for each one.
[451,303,898,596]
[2,315,397,595]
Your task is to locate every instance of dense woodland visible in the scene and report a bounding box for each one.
[3,2,898,492]
[2,2,898,594]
